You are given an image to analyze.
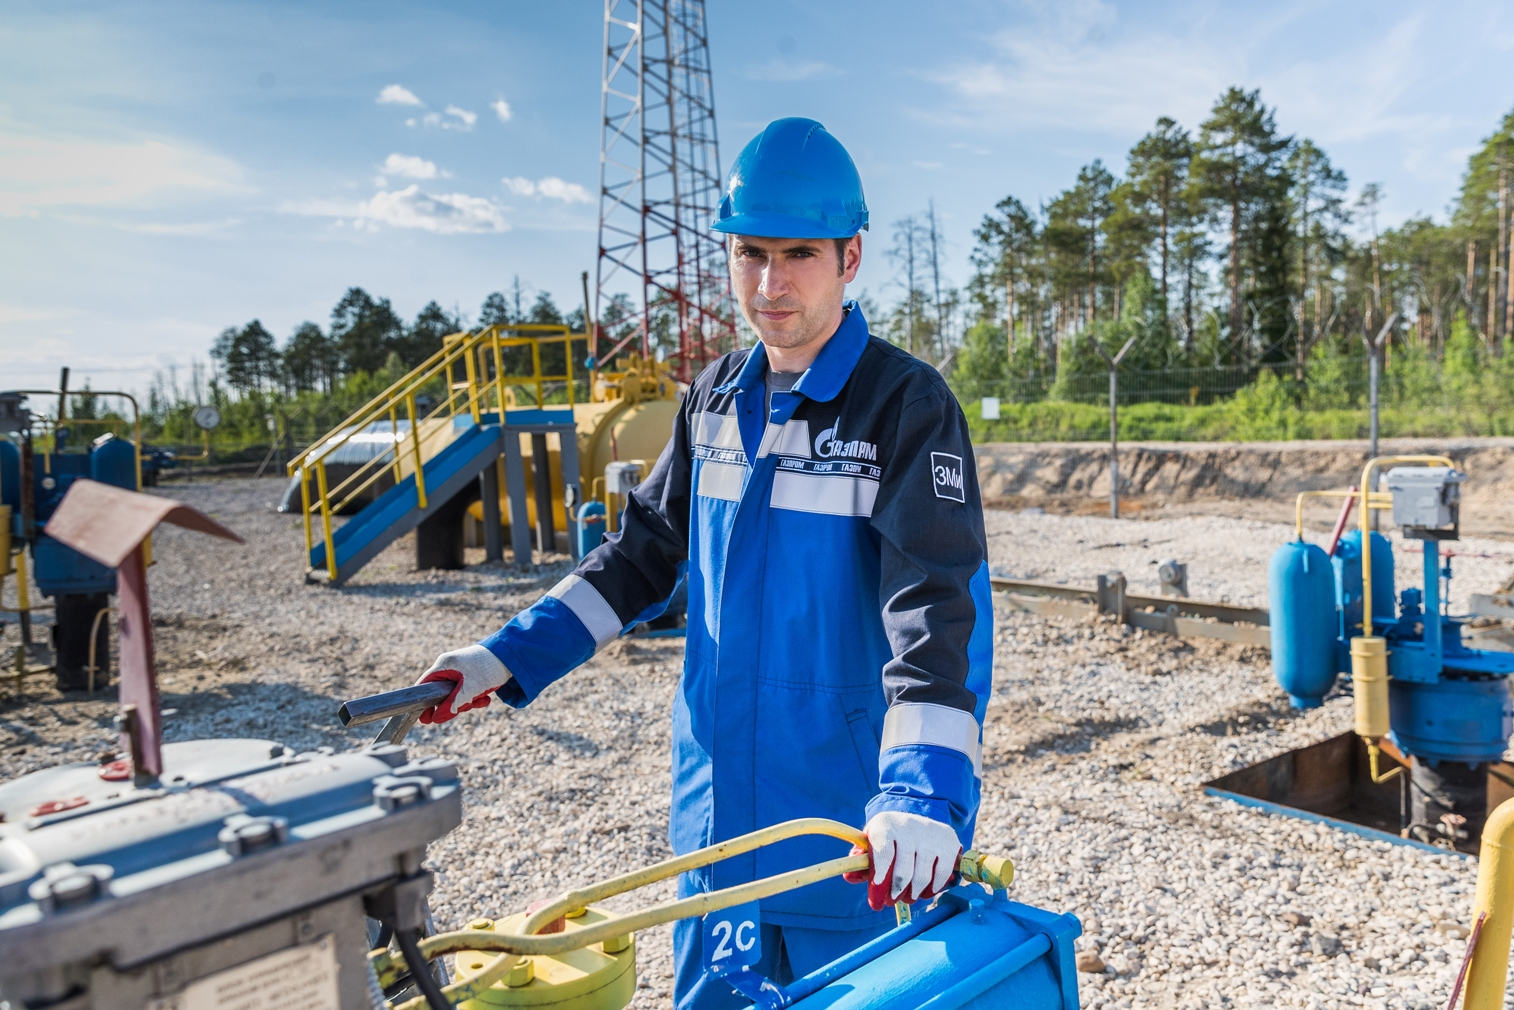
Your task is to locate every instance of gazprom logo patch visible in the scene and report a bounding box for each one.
[814,422,877,461]
[931,452,965,502]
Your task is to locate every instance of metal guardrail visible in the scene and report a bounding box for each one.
[990,574,1271,649]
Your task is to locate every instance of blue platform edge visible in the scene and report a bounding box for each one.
[1204,787,1473,859]
[754,887,1082,1010]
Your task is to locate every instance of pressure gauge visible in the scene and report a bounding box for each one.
[193,406,222,431]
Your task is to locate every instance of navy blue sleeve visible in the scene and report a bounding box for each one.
[864,379,992,841]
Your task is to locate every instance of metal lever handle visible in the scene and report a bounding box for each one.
[339,682,454,727]
[337,681,454,747]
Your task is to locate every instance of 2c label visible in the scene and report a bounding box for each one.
[702,900,762,970]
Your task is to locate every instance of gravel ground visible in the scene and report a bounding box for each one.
[2,475,1511,1009]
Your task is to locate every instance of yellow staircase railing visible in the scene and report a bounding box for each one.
[287,324,581,581]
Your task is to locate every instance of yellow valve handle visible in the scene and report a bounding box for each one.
[378,817,1014,1009]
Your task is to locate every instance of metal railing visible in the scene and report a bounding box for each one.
[287,325,579,581]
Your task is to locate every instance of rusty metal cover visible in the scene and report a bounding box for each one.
[43,479,243,564]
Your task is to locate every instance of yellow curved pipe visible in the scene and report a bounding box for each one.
[1464,797,1514,1009]
[379,817,1015,1009]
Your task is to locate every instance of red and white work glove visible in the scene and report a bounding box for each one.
[843,811,963,911]
[415,645,511,724]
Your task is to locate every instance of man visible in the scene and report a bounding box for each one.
[414,117,992,1008]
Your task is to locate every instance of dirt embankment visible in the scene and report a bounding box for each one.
[974,436,1514,537]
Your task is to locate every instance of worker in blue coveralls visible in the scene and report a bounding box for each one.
[413,117,993,1008]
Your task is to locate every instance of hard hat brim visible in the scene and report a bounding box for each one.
[711,211,862,241]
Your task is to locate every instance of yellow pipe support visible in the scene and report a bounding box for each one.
[463,339,482,425]
[405,393,427,510]
[379,818,1015,1010]
[86,606,115,695]
[315,462,337,582]
[388,407,403,485]
[299,466,314,558]
[15,543,30,624]
[1465,797,1514,1010]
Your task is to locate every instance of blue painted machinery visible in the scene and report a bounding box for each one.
[1269,456,1514,845]
[1,390,142,690]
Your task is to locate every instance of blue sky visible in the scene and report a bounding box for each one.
[4,0,1513,397]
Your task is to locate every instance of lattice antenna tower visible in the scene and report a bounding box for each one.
[596,0,737,382]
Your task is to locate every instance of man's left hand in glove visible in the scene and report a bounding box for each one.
[842,810,962,911]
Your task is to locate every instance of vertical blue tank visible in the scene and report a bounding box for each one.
[577,501,607,557]
[0,438,18,512]
[89,433,138,490]
[1332,529,1395,638]
[1269,541,1339,708]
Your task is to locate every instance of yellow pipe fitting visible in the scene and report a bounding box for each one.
[1351,636,1390,740]
[1364,740,1402,784]
[959,850,1015,891]
[1464,797,1514,1009]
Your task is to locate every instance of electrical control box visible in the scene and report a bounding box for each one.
[0,738,461,1009]
[604,461,643,495]
[1384,466,1463,535]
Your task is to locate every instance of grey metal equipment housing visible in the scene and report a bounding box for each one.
[1384,465,1464,538]
[0,738,461,1009]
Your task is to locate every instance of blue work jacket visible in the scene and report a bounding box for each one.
[481,304,993,931]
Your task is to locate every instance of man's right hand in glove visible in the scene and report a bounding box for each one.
[415,645,511,724]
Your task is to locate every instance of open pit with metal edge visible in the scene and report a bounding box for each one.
[1204,732,1514,857]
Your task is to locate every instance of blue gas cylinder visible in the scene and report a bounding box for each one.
[1332,529,1395,638]
[0,439,19,513]
[89,433,138,490]
[1269,541,1339,708]
[577,501,607,556]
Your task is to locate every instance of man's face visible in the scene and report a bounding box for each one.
[728,234,861,350]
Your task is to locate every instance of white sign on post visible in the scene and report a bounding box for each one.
[980,397,1001,420]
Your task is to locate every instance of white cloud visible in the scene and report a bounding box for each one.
[502,176,592,204]
[743,58,843,83]
[492,98,513,122]
[287,186,508,234]
[381,153,448,180]
[361,186,504,232]
[536,177,591,203]
[377,84,423,107]
[0,129,246,215]
[406,106,478,131]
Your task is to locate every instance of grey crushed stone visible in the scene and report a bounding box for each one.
[3,476,1511,1008]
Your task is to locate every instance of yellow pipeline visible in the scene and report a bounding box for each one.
[1350,455,1454,754]
[376,818,1014,1010]
[1464,798,1514,1009]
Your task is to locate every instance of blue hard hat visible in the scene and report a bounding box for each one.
[712,118,868,239]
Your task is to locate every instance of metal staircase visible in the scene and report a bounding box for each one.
[288,325,581,586]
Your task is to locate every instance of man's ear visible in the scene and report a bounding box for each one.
[842,235,862,283]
